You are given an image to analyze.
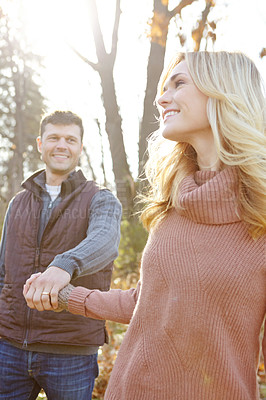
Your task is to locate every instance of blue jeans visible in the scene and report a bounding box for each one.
[0,339,99,400]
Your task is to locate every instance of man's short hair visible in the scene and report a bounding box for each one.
[40,111,84,141]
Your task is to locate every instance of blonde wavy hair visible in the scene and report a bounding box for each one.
[141,51,266,238]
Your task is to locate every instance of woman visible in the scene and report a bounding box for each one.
[25,51,266,400]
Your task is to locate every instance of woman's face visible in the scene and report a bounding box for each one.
[157,60,212,147]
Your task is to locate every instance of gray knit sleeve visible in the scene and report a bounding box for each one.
[48,189,122,279]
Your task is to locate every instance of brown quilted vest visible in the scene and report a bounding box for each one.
[0,169,113,346]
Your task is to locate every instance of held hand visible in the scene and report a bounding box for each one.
[23,266,71,311]
[23,272,41,296]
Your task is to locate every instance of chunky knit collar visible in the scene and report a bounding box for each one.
[177,167,240,225]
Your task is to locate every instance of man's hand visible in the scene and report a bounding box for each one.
[23,266,71,311]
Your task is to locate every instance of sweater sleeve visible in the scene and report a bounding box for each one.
[68,281,141,324]
[48,190,122,278]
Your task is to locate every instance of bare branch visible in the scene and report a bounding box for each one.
[88,0,107,61]
[110,0,121,61]
[148,0,198,47]
[169,0,198,19]
[82,145,97,181]
[192,0,214,51]
[95,119,108,187]
[68,43,99,71]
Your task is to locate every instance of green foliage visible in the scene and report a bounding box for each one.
[113,217,148,287]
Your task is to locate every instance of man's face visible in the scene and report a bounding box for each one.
[37,123,83,179]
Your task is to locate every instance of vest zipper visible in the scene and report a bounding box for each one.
[23,307,31,348]
[34,247,40,273]
[23,246,41,346]
[23,197,53,345]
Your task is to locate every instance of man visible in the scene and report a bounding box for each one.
[0,111,122,400]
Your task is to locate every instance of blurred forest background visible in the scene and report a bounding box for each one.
[0,0,265,398]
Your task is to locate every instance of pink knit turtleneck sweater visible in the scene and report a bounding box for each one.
[69,168,266,400]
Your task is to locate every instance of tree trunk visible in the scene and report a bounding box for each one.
[138,42,167,177]
[138,0,170,177]
[73,0,135,215]
[8,51,25,198]
[75,0,216,213]
[138,0,208,177]
[99,67,135,215]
